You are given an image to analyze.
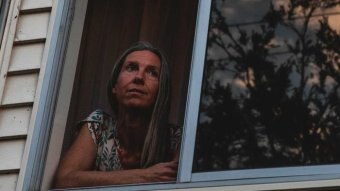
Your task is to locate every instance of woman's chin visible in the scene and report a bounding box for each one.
[124,102,153,110]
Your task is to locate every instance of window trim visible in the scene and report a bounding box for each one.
[191,165,340,182]
[39,0,88,189]
[178,0,211,183]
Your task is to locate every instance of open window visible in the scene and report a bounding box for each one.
[40,0,199,190]
[61,0,199,153]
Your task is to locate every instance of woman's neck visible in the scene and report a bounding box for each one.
[116,108,151,152]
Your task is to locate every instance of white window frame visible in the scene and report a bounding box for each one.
[20,0,340,190]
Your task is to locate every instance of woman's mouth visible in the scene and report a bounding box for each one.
[128,88,147,95]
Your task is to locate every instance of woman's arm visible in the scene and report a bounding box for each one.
[54,124,177,189]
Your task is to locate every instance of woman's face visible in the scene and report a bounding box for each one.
[114,50,161,110]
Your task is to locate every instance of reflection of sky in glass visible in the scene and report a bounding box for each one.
[219,0,340,25]
[206,3,340,98]
[210,15,340,56]
[273,0,340,17]
[218,0,271,25]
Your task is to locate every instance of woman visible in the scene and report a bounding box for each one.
[54,42,180,188]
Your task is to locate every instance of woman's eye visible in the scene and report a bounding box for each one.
[146,69,159,78]
[126,64,138,72]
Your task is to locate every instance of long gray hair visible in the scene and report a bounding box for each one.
[107,41,171,168]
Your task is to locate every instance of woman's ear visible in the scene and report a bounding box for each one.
[112,87,116,94]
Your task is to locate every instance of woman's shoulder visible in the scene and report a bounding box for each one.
[82,109,112,124]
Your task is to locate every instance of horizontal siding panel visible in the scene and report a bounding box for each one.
[1,74,38,105]
[21,0,53,10]
[0,139,25,171]
[8,43,44,72]
[0,174,18,191]
[0,107,32,138]
[14,12,50,42]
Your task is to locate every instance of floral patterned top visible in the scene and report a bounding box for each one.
[80,109,181,171]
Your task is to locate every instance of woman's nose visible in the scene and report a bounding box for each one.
[133,71,145,84]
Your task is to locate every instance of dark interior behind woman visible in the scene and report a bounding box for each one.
[53,41,180,188]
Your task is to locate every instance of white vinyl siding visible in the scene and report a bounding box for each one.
[0,0,53,190]
[2,74,39,105]
[0,107,32,138]
[21,0,52,10]
[8,43,44,72]
[0,174,18,191]
[14,12,50,41]
[0,139,25,171]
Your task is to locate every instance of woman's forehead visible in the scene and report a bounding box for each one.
[124,50,161,67]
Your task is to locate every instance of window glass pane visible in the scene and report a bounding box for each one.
[0,0,10,47]
[193,0,340,172]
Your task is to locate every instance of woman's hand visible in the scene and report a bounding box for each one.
[142,160,178,182]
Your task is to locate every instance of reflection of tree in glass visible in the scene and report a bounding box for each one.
[193,0,340,172]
